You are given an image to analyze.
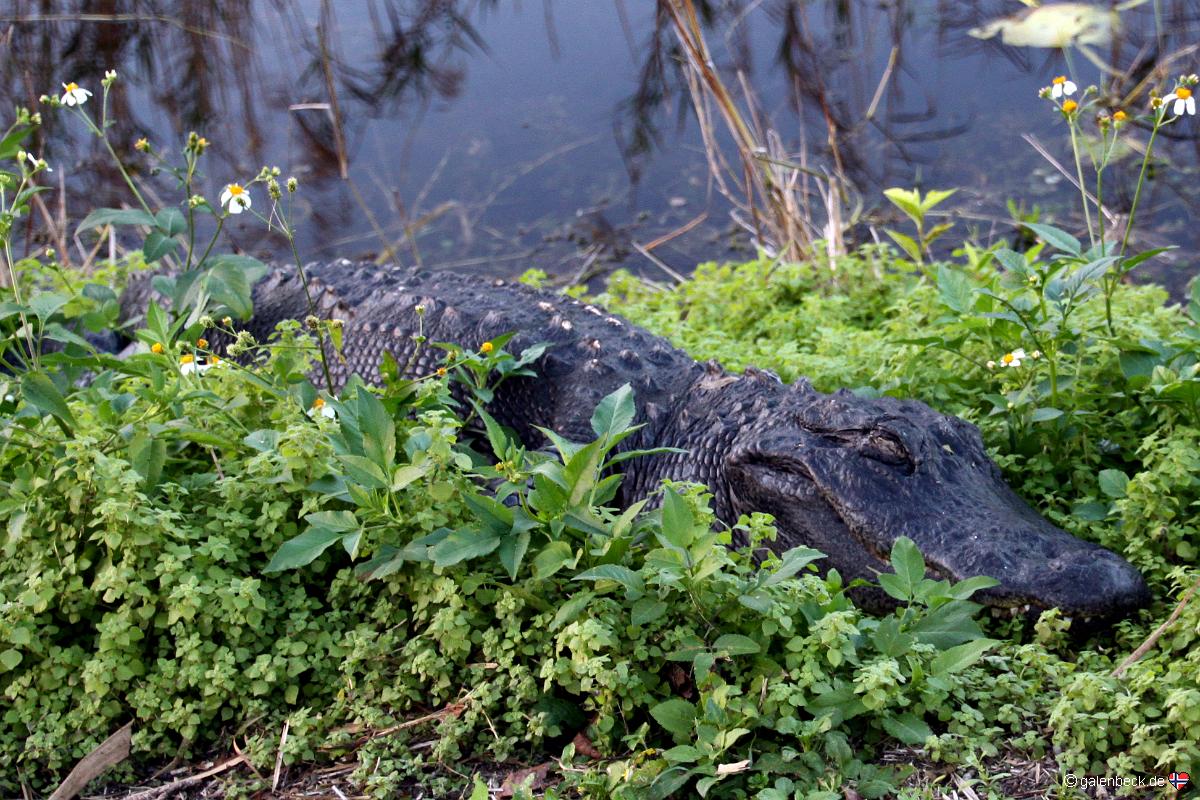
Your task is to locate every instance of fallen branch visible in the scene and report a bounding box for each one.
[49,722,132,800]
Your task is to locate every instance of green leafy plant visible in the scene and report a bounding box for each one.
[882,186,956,271]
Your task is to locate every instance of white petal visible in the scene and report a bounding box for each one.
[1174,98,1187,116]
[180,362,197,375]
[1052,84,1063,98]
[219,187,232,206]
[1012,348,1026,359]
[1187,96,1197,115]
[1064,81,1077,95]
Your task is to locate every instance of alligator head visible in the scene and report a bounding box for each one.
[724,380,1150,620]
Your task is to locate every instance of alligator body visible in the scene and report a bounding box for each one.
[121,261,1151,619]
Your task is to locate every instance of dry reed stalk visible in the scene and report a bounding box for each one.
[664,0,849,265]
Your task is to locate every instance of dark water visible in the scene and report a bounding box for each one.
[4,1,1199,290]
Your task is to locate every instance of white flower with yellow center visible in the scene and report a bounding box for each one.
[60,82,92,107]
[1000,348,1027,368]
[1051,76,1077,99]
[1163,86,1196,116]
[308,396,337,419]
[220,183,252,214]
[179,354,222,376]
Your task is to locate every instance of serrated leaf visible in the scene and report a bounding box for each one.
[1029,407,1063,422]
[498,530,531,580]
[885,229,922,262]
[1098,468,1129,499]
[143,230,179,262]
[428,529,500,567]
[660,488,693,549]
[155,207,187,236]
[631,598,668,626]
[936,264,973,313]
[929,639,997,676]
[650,698,696,737]
[590,382,636,439]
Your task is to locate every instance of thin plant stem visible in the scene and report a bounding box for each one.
[1067,120,1095,249]
[1120,118,1162,258]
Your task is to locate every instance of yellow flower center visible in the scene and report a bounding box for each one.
[312,397,325,409]
[210,356,220,365]
[1052,76,1067,85]
[480,342,494,354]
[64,82,78,92]
[227,184,244,196]
[1001,353,1015,365]
[1113,110,1128,121]
[436,367,447,377]
[1177,87,1193,100]
[196,338,208,349]
[1062,100,1079,113]
[181,354,194,364]
[151,342,164,354]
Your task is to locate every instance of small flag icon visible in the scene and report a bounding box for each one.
[1168,772,1190,790]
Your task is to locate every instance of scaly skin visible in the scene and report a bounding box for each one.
[120,261,1152,620]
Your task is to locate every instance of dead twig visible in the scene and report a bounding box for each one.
[119,755,247,800]
[1112,576,1200,678]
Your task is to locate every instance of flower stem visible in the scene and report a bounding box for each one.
[1067,120,1095,250]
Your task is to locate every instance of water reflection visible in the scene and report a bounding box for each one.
[2,1,1198,290]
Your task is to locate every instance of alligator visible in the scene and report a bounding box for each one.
[120,260,1151,620]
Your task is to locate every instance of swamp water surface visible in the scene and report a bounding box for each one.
[4,1,1199,291]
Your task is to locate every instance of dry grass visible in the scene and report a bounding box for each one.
[663,0,855,266]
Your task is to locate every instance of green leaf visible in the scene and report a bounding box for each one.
[550,590,595,630]
[264,526,346,572]
[884,229,922,262]
[532,541,575,580]
[590,382,636,440]
[910,601,985,649]
[29,292,68,321]
[155,207,187,236]
[650,698,696,737]
[762,546,825,587]
[881,713,932,745]
[429,529,501,567]
[128,431,166,491]
[871,617,914,657]
[574,564,645,599]
[919,188,957,211]
[1029,407,1063,422]
[143,231,179,262]
[936,264,973,313]
[20,372,75,431]
[660,488,693,549]
[945,575,1000,600]
[929,639,997,676]
[0,125,32,160]
[1098,469,1129,499]
[883,187,922,224]
[498,530,531,581]
[662,745,702,763]
[0,649,22,672]
[304,510,359,532]
[889,536,925,594]
[631,598,668,626]
[77,207,156,233]
[712,633,760,656]
[1023,222,1081,256]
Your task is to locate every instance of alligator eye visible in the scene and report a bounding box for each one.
[861,431,911,469]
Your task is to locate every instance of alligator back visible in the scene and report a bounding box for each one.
[123,261,705,447]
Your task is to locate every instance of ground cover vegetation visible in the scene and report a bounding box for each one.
[0,68,1198,799]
